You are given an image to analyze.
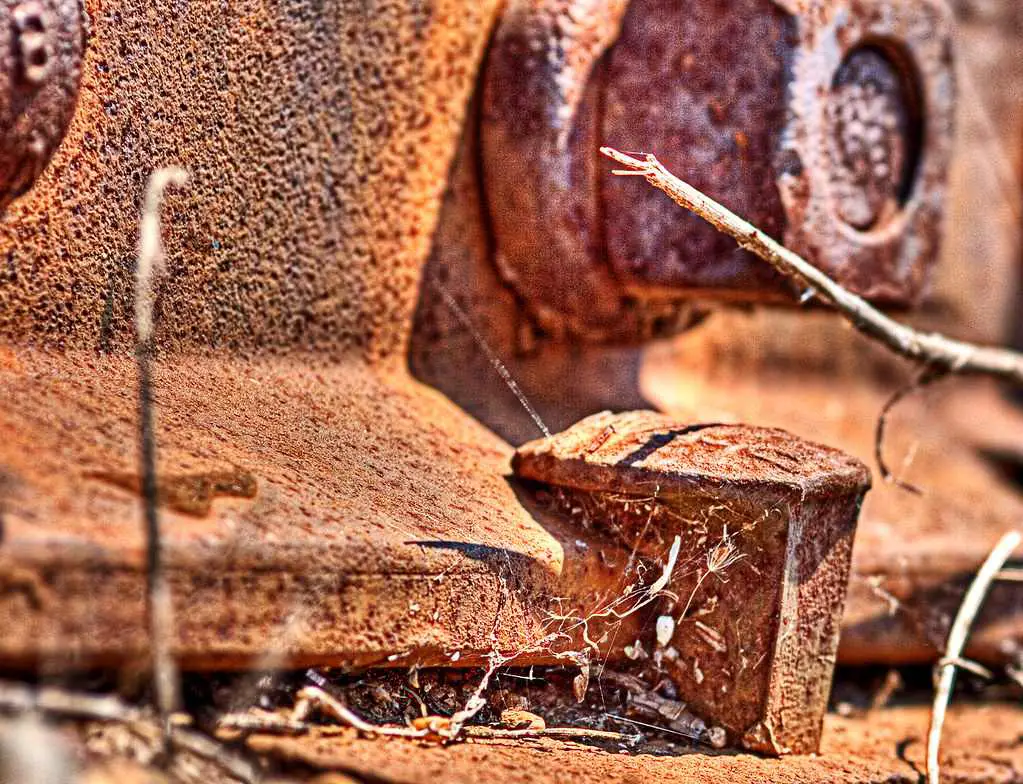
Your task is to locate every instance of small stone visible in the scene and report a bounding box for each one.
[572,667,590,703]
[624,640,647,660]
[500,709,545,730]
[655,615,675,647]
[706,726,727,749]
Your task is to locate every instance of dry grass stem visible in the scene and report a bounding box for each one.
[290,534,685,745]
[874,370,942,492]
[284,685,628,745]
[294,686,431,739]
[600,147,1023,388]
[926,530,1022,784]
[135,167,189,734]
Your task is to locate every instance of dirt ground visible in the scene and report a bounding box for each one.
[61,701,1022,784]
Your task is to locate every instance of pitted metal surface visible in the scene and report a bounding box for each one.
[826,47,917,232]
[778,0,954,306]
[0,0,502,360]
[601,0,795,297]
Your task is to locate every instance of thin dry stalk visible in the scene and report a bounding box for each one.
[294,686,430,739]
[463,725,627,742]
[600,147,1023,388]
[0,680,259,783]
[286,685,628,745]
[135,167,189,732]
[874,369,943,492]
[926,530,1021,784]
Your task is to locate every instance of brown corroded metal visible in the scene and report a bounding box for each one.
[0,0,503,359]
[514,411,872,755]
[0,0,584,673]
[482,0,953,335]
[479,0,695,341]
[414,0,1023,673]
[0,0,83,210]
[826,47,916,232]
[777,0,954,306]
[600,0,795,297]
[0,348,651,671]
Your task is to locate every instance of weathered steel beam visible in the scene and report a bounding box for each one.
[514,410,871,755]
[0,349,658,672]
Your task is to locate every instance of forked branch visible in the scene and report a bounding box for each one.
[600,147,1023,388]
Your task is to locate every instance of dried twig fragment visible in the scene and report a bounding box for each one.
[0,680,258,783]
[134,167,189,733]
[926,530,1022,784]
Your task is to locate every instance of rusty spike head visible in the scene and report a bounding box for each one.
[0,0,84,211]
[514,410,871,754]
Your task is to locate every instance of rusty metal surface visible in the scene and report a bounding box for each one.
[481,0,953,337]
[479,0,698,341]
[639,324,1023,665]
[414,96,1023,668]
[0,0,83,211]
[0,0,500,360]
[777,0,954,306]
[0,0,1011,736]
[0,348,649,670]
[514,411,871,754]
[601,0,794,296]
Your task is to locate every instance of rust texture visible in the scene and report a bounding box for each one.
[0,348,656,670]
[514,411,871,754]
[0,0,1015,762]
[0,0,83,210]
[0,0,501,360]
[601,0,794,296]
[826,47,916,232]
[480,0,698,341]
[777,0,955,306]
[481,0,953,337]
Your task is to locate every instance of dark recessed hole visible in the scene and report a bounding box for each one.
[828,41,925,231]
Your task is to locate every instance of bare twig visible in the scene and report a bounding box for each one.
[0,680,259,783]
[996,568,1023,582]
[600,148,1023,387]
[294,686,430,739]
[926,531,1021,784]
[463,725,627,742]
[135,167,189,733]
[874,369,944,494]
[604,714,698,740]
[217,710,314,737]
[286,686,628,746]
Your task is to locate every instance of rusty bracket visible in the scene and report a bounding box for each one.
[482,0,953,339]
[0,0,84,210]
[514,410,871,754]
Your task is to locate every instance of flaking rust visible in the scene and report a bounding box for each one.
[514,410,871,755]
